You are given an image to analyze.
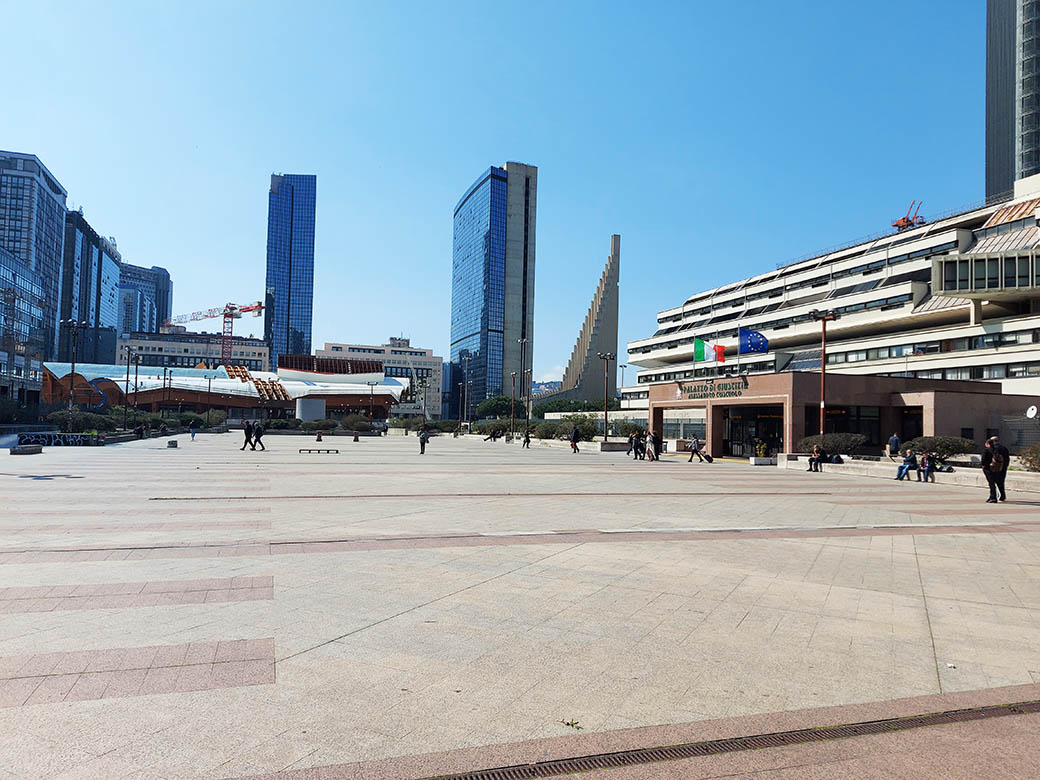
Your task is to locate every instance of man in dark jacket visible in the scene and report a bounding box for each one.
[887,432,901,458]
[252,422,265,451]
[895,448,917,480]
[241,421,253,451]
[569,426,580,454]
[982,436,1010,503]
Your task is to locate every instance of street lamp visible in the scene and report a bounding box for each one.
[510,371,517,440]
[60,319,88,433]
[467,380,473,424]
[457,381,464,424]
[809,309,839,447]
[516,338,528,421]
[122,345,136,431]
[366,380,378,420]
[597,352,615,442]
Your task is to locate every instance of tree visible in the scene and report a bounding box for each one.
[531,397,620,418]
[475,395,514,419]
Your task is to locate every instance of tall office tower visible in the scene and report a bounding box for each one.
[60,210,121,364]
[450,162,537,415]
[0,151,68,360]
[119,263,173,328]
[264,174,316,370]
[117,283,157,335]
[986,0,1040,201]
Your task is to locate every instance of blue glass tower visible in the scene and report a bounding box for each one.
[265,174,316,370]
[450,162,537,418]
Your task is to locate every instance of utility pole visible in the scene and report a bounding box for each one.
[60,320,87,433]
[597,352,615,442]
[366,381,378,420]
[810,309,838,447]
[123,345,133,431]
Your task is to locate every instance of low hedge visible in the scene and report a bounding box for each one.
[903,436,977,461]
[794,433,866,454]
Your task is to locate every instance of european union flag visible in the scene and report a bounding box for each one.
[738,328,769,355]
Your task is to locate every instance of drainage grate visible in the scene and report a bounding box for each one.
[424,700,1040,779]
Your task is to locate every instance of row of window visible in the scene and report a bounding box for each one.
[637,361,772,383]
[826,329,1040,365]
[941,255,1040,292]
[883,362,1040,380]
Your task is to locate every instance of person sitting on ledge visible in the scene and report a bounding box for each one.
[807,444,826,472]
[896,448,918,481]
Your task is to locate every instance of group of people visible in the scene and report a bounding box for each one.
[240,421,266,451]
[889,432,1010,503]
[894,448,938,482]
[625,430,661,461]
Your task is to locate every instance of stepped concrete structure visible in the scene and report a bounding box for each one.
[538,234,620,404]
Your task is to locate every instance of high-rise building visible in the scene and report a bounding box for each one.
[119,263,172,328]
[60,210,121,364]
[117,283,157,335]
[986,0,1040,201]
[449,162,536,415]
[264,173,316,370]
[0,151,68,360]
[0,246,45,406]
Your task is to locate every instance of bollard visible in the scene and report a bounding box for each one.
[167,440,178,448]
[353,431,359,442]
[316,431,323,442]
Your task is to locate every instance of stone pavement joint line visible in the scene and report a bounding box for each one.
[0,638,275,707]
[422,699,1040,780]
[0,575,273,613]
[150,490,841,500]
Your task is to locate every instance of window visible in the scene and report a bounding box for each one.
[961,428,975,441]
[988,258,1000,288]
[944,367,970,380]
[1005,257,1018,287]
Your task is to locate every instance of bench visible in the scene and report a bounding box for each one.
[10,444,43,455]
[299,448,339,454]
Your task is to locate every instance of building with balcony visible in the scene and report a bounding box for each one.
[625,176,1040,455]
[315,337,442,418]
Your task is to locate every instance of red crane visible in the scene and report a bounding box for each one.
[162,302,264,367]
[892,201,926,232]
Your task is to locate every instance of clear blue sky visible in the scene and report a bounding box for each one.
[4,0,984,382]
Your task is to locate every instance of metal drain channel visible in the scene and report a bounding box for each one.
[424,700,1040,779]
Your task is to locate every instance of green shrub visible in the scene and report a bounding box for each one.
[338,414,373,432]
[474,419,508,437]
[45,410,117,433]
[300,418,337,431]
[794,432,867,454]
[534,420,560,440]
[560,413,599,442]
[430,419,460,432]
[265,418,299,430]
[1019,442,1040,472]
[617,421,645,437]
[904,436,977,461]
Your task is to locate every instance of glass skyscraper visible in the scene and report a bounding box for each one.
[60,210,121,364]
[119,263,172,328]
[265,173,316,370]
[450,162,536,417]
[0,151,68,360]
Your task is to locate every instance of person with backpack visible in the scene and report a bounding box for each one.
[252,422,266,451]
[418,425,430,455]
[982,436,1010,503]
[569,426,581,454]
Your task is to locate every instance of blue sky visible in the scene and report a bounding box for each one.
[4,0,983,382]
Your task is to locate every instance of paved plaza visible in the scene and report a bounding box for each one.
[2,433,1040,778]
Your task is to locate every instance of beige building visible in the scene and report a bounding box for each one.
[315,337,442,418]
[117,327,269,372]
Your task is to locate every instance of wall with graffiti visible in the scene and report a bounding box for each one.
[17,433,100,447]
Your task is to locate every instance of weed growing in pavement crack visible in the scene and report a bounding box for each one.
[560,719,583,730]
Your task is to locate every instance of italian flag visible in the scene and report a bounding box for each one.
[694,338,725,362]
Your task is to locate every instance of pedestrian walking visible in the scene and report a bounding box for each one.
[635,431,646,460]
[570,426,581,454]
[252,422,265,451]
[419,426,429,455]
[895,448,917,480]
[241,421,253,451]
[982,436,1010,503]
[626,432,636,456]
[189,418,199,442]
[688,436,705,463]
[645,431,658,462]
[887,432,901,459]
[522,428,531,448]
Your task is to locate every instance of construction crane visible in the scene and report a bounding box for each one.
[892,201,926,232]
[163,301,264,367]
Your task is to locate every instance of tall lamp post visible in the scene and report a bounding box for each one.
[597,352,615,442]
[122,345,135,431]
[619,363,627,391]
[809,309,839,446]
[467,380,473,424]
[510,371,517,440]
[60,319,88,433]
[132,355,140,411]
[457,381,464,424]
[516,338,528,424]
[366,381,378,420]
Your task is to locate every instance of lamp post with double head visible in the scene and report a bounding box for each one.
[809,309,839,447]
[60,319,88,433]
[516,338,528,422]
[366,381,378,421]
[597,352,615,442]
[510,371,517,440]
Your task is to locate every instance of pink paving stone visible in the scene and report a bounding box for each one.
[119,646,160,670]
[64,671,115,702]
[50,650,95,676]
[150,644,189,668]
[214,639,260,663]
[0,677,43,707]
[24,673,78,705]
[0,654,32,679]
[183,642,219,665]
[139,665,180,695]
[174,590,208,605]
[210,660,272,688]
[45,585,80,598]
[173,664,213,692]
[102,668,148,698]
[204,589,233,603]
[17,653,64,677]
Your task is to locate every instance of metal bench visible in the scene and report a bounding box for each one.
[299,448,339,454]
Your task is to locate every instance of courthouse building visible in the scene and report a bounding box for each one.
[626,175,1040,455]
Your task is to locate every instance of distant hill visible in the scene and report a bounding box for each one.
[531,380,561,394]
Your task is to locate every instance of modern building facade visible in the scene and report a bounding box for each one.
[117,283,157,335]
[119,263,172,329]
[534,234,620,404]
[315,337,442,418]
[625,174,1040,455]
[118,328,269,372]
[265,173,316,369]
[449,162,536,416]
[986,0,1040,201]
[0,246,45,407]
[0,151,68,360]
[59,210,121,364]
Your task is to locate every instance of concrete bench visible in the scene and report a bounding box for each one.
[10,444,42,455]
[299,449,339,454]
